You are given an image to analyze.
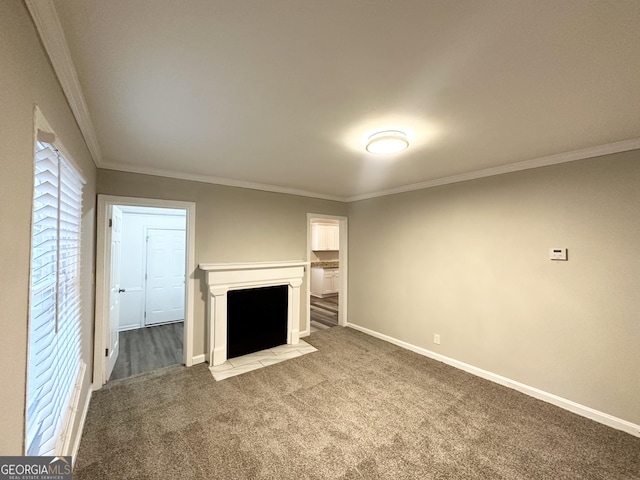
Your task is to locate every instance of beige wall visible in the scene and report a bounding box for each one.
[97,170,348,356]
[348,151,640,425]
[0,1,97,455]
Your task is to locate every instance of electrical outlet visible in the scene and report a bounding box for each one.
[433,334,441,345]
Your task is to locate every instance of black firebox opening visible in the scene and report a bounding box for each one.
[227,285,288,359]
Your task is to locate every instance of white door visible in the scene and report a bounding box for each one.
[106,205,123,380]
[144,228,186,325]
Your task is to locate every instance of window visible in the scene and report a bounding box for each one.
[26,130,85,456]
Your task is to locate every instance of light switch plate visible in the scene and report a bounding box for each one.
[549,248,568,261]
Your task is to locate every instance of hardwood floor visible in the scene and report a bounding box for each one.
[109,322,183,381]
[310,294,338,331]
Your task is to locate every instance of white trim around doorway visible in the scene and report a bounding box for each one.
[304,213,348,336]
[94,195,197,389]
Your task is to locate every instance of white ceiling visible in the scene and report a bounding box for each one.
[46,0,640,201]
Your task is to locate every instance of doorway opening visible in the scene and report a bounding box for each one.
[94,196,196,387]
[110,206,186,380]
[306,214,348,335]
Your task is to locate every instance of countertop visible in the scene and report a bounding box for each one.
[310,261,339,268]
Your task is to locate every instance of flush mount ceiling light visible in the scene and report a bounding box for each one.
[365,130,410,154]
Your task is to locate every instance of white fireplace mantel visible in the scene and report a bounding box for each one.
[199,261,309,366]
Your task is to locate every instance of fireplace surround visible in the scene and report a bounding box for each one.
[199,261,308,366]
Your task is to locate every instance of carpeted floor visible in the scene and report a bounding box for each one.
[74,327,640,479]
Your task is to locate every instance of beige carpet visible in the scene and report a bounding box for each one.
[75,327,640,479]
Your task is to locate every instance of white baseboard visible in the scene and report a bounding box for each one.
[192,354,206,365]
[299,328,310,337]
[347,322,640,438]
[71,385,93,461]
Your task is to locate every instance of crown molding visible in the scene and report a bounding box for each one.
[346,138,640,202]
[98,162,346,202]
[101,137,640,204]
[26,0,103,166]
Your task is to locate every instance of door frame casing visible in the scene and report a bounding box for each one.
[305,213,348,335]
[94,195,196,388]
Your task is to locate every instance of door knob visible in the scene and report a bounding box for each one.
[118,288,126,293]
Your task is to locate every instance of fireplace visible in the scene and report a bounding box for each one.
[199,261,308,366]
[227,285,288,358]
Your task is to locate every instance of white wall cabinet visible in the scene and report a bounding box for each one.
[311,224,339,251]
[311,267,339,297]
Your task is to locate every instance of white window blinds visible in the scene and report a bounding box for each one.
[26,139,84,456]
